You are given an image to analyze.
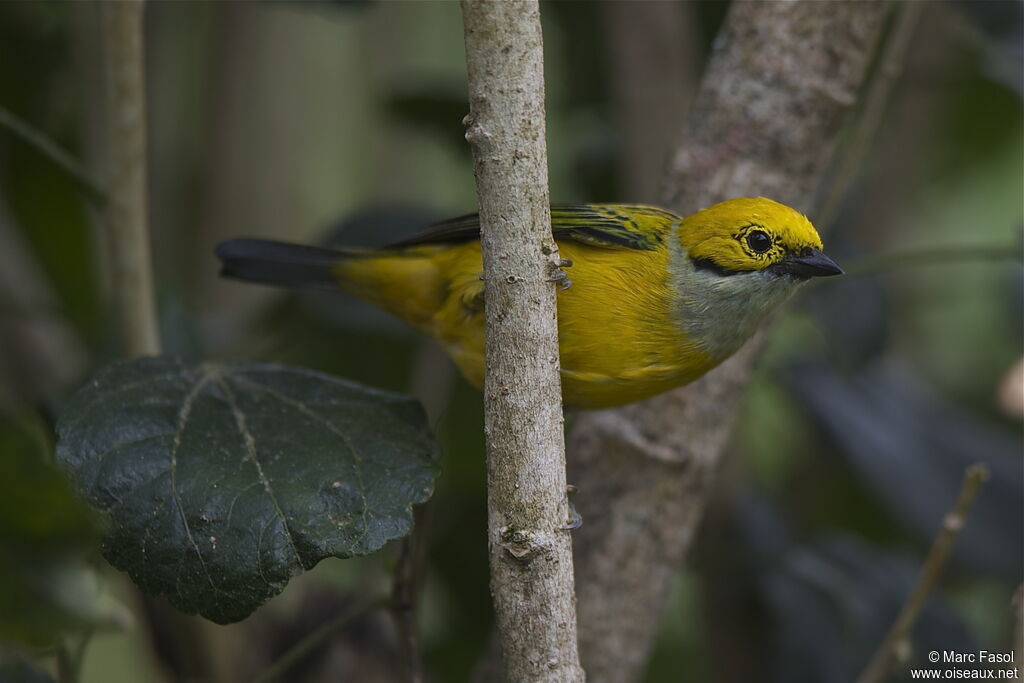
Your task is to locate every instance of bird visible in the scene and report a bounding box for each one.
[216,197,842,409]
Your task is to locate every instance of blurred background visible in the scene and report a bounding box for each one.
[0,1,1020,682]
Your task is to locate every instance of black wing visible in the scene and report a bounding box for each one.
[384,204,678,251]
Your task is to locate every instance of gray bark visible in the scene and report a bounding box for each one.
[569,2,889,681]
[461,1,584,681]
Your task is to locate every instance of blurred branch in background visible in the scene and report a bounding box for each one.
[0,106,105,207]
[97,0,159,357]
[391,504,431,683]
[856,464,990,683]
[568,2,889,681]
[251,595,391,683]
[0,200,86,411]
[1000,359,1024,419]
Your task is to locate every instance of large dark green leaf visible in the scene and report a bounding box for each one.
[56,357,440,624]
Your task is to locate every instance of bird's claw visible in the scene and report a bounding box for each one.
[559,483,582,530]
[547,258,574,290]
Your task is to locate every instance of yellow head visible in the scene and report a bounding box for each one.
[667,197,841,363]
[679,197,840,279]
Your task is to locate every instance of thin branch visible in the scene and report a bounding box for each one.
[99,0,161,357]
[855,464,991,683]
[392,538,423,683]
[68,630,93,680]
[0,105,107,207]
[55,643,76,683]
[391,504,432,683]
[461,1,583,681]
[251,595,391,683]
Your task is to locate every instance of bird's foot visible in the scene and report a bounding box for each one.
[559,483,582,530]
[547,257,574,290]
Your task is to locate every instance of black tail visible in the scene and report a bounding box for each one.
[215,238,355,289]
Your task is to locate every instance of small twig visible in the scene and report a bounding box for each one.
[69,630,94,680]
[0,105,107,207]
[393,538,422,682]
[855,464,990,683]
[55,641,77,683]
[391,504,432,683]
[838,243,1021,279]
[251,595,391,683]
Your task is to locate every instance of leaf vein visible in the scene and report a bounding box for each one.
[170,370,225,614]
[216,376,304,568]
[231,375,373,551]
[61,369,192,436]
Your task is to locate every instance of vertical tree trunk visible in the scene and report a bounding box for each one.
[461,1,584,681]
[569,2,889,681]
[99,0,160,357]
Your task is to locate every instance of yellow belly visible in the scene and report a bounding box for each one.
[334,240,717,409]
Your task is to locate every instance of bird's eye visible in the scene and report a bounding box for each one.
[745,230,772,254]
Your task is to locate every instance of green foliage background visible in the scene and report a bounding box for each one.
[0,2,1020,682]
